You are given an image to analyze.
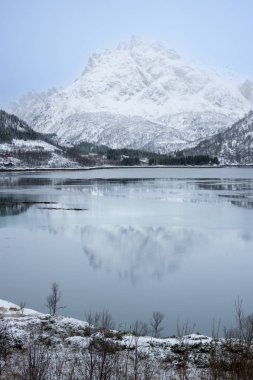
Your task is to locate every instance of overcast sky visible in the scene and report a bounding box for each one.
[1,0,253,107]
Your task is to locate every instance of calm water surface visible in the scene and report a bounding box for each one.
[1,167,253,335]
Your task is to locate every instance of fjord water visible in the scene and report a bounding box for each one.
[1,168,253,335]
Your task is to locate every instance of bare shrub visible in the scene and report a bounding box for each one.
[79,335,122,380]
[130,320,149,380]
[52,353,80,380]
[86,309,115,335]
[171,320,196,378]
[0,319,12,377]
[209,298,253,379]
[17,332,52,380]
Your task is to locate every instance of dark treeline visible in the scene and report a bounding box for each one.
[71,143,219,166]
[69,141,109,156]
[149,154,219,166]
[107,147,219,166]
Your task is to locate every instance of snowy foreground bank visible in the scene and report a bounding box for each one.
[0,299,251,379]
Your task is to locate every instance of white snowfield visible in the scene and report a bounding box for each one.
[0,298,42,316]
[0,139,57,152]
[8,37,253,152]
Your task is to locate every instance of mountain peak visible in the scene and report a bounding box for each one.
[7,39,253,153]
[116,36,181,60]
[84,37,181,76]
[73,39,250,120]
[117,35,142,50]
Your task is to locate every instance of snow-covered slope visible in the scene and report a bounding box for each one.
[183,111,253,164]
[8,38,253,152]
[0,110,79,168]
[0,299,42,316]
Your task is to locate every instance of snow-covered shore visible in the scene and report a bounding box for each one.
[0,298,215,379]
[2,298,252,379]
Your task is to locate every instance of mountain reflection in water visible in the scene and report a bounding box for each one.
[80,226,206,283]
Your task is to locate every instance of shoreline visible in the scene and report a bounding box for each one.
[1,164,253,173]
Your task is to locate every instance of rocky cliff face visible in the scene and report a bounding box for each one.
[182,111,253,164]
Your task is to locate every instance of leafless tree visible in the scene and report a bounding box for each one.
[45,282,65,316]
[150,311,164,338]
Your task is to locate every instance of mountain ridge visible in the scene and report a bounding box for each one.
[7,38,253,152]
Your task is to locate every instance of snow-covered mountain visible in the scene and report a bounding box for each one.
[8,37,253,152]
[182,111,253,164]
